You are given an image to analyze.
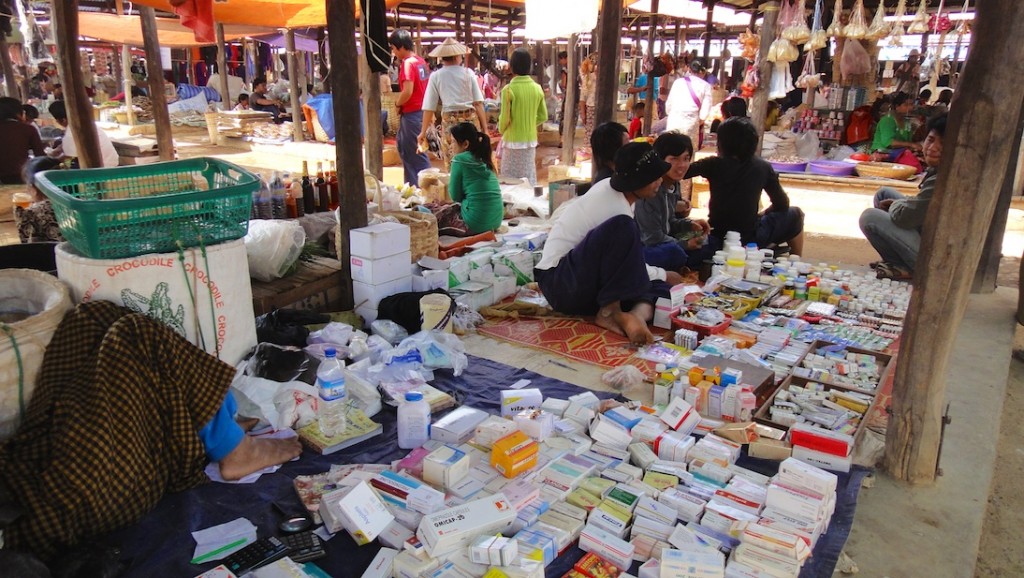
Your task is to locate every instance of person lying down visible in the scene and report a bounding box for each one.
[0,301,301,560]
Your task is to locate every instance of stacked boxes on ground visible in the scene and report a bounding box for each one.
[350,222,413,323]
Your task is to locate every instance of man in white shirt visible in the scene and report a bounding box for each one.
[47,101,120,168]
[417,38,487,170]
[665,60,712,201]
[535,142,685,346]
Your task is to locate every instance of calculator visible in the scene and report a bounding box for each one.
[279,530,326,563]
[222,536,289,576]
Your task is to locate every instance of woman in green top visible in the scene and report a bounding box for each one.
[498,48,548,185]
[447,122,504,234]
[871,92,921,160]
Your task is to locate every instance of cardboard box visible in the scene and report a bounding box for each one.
[579,523,636,571]
[416,493,515,557]
[350,222,411,259]
[491,430,540,479]
[501,388,543,418]
[320,481,394,545]
[352,276,413,310]
[791,445,852,473]
[430,407,489,445]
[363,547,399,578]
[351,251,412,284]
[423,445,471,490]
[748,438,792,461]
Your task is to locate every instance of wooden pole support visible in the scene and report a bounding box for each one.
[216,24,231,107]
[359,27,383,181]
[748,1,780,155]
[594,0,623,126]
[884,0,1024,483]
[140,7,174,161]
[560,34,579,167]
[53,0,102,168]
[285,29,304,143]
[643,0,660,138]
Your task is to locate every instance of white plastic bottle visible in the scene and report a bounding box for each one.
[316,347,347,437]
[397,391,431,449]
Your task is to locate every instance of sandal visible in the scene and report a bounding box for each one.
[875,262,912,281]
[869,260,882,269]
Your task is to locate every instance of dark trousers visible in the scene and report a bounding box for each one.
[536,215,668,315]
[397,110,431,185]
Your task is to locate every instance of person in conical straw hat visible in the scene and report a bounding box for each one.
[418,37,489,171]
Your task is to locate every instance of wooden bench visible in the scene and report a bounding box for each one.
[250,256,344,315]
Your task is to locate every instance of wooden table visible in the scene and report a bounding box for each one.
[250,256,344,315]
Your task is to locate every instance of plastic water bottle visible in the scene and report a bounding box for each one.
[270,171,286,219]
[397,391,431,449]
[255,176,273,220]
[316,347,347,437]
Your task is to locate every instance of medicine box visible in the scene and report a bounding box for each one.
[501,388,543,417]
[416,493,516,557]
[423,445,471,490]
[491,430,540,479]
[350,222,411,259]
[431,406,490,445]
[320,481,394,545]
[351,251,412,284]
[352,276,413,310]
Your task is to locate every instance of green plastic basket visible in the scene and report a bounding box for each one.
[35,157,257,259]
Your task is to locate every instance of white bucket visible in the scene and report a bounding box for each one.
[55,238,257,365]
[419,293,454,333]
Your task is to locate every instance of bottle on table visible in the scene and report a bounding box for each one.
[269,171,286,219]
[301,160,316,215]
[397,391,431,449]
[316,347,348,437]
[315,161,329,212]
[255,176,272,220]
[328,160,339,211]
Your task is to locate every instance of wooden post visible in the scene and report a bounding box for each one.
[464,0,475,52]
[972,117,1024,293]
[703,0,715,61]
[115,0,135,127]
[285,29,304,143]
[748,1,780,155]
[317,27,329,91]
[216,24,231,107]
[643,0,660,137]
[561,34,579,166]
[673,19,682,59]
[360,31,383,180]
[0,35,18,98]
[327,0,368,308]
[951,26,965,89]
[594,0,622,126]
[884,0,1024,483]
[186,47,195,86]
[52,0,101,169]
[140,7,174,161]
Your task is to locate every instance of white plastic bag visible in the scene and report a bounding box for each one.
[307,322,354,347]
[601,365,646,394]
[840,39,872,80]
[769,63,794,99]
[244,219,306,282]
[795,131,821,160]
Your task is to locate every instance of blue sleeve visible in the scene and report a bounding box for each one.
[198,390,245,462]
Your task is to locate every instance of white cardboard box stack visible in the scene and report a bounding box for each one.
[350,222,412,323]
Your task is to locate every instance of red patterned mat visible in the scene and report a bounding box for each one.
[477,316,668,374]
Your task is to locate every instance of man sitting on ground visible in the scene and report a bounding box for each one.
[684,117,805,257]
[859,114,946,280]
[635,132,710,272]
[535,143,684,346]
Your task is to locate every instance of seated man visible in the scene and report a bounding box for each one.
[0,301,301,560]
[47,101,119,168]
[535,142,685,346]
[684,117,805,257]
[859,114,946,280]
[635,132,710,271]
[250,76,287,124]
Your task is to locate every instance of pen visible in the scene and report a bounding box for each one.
[548,359,578,372]
[190,537,249,565]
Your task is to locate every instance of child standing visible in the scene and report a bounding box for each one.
[628,101,645,139]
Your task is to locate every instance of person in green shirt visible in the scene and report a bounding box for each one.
[447,122,504,234]
[871,92,921,160]
[498,48,548,185]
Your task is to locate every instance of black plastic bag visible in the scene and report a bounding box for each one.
[244,342,319,384]
[377,289,450,335]
[255,309,330,347]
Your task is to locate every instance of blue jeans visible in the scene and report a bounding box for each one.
[398,110,431,185]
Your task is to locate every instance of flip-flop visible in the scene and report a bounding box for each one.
[875,262,912,281]
[869,260,882,269]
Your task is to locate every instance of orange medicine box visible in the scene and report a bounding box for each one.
[490,430,539,479]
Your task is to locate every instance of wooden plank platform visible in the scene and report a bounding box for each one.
[250,256,344,315]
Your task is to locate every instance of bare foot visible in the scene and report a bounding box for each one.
[594,307,626,337]
[629,302,654,323]
[615,311,654,346]
[218,435,302,481]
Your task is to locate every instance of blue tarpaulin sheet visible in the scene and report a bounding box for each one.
[304,94,335,141]
[100,355,866,577]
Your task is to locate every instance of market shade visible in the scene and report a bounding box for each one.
[127,0,642,28]
[627,0,753,26]
[78,12,269,47]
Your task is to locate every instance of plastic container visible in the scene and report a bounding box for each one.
[316,347,347,437]
[397,391,431,449]
[808,160,857,176]
[768,160,807,173]
[34,157,257,259]
[672,311,733,338]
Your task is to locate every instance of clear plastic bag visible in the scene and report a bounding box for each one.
[370,319,409,345]
[244,220,307,282]
[795,131,821,160]
[907,0,929,34]
[307,322,354,347]
[601,365,647,394]
[888,0,907,46]
[386,330,468,376]
[826,0,844,37]
[866,1,891,40]
[452,302,484,333]
[782,0,811,45]
[840,39,872,79]
[843,0,869,39]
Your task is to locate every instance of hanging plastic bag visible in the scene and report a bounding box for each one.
[840,39,872,80]
[826,0,845,37]
[782,0,812,45]
[866,1,891,40]
[843,0,869,39]
[795,53,820,89]
[740,65,760,98]
[907,0,929,34]
[738,29,760,61]
[795,131,821,160]
[888,0,907,46]
[769,62,794,99]
[805,0,827,51]
[244,219,306,282]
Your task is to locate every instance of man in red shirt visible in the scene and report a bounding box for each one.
[389,29,432,185]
